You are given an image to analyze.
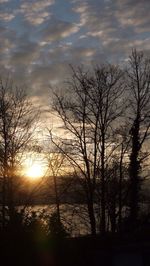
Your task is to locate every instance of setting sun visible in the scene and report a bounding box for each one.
[26,163,45,180]
[22,153,47,181]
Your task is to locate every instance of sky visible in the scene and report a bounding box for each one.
[0,0,150,106]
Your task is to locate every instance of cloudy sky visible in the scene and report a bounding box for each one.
[0,0,149,105]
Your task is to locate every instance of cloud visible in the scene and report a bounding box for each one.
[10,41,39,66]
[42,20,79,42]
[37,43,97,66]
[0,12,15,22]
[0,0,9,3]
[0,26,16,58]
[73,3,96,29]
[73,1,120,40]
[0,0,149,108]
[28,62,71,101]
[115,0,150,33]
[72,0,150,60]
[69,47,96,61]
[21,0,54,12]
[19,0,54,25]
[0,27,42,87]
[0,37,14,53]
[24,12,50,26]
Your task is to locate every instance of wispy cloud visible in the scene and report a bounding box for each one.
[0,12,15,22]
[42,20,79,42]
[115,0,150,33]
[19,0,54,25]
[0,0,149,104]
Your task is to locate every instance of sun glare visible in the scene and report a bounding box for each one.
[26,163,45,180]
[23,153,47,181]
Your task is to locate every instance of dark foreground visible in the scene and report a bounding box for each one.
[1,231,150,266]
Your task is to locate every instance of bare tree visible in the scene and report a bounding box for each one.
[90,65,124,234]
[126,49,150,228]
[111,125,131,233]
[51,64,124,235]
[0,77,37,227]
[46,144,67,223]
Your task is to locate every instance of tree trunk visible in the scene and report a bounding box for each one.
[100,132,106,234]
[53,175,61,223]
[118,145,123,233]
[110,200,116,233]
[129,114,140,228]
[2,176,6,228]
[87,198,96,236]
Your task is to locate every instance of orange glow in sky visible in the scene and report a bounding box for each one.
[25,163,45,180]
[23,153,47,181]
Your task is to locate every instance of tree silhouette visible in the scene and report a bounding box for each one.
[51,65,124,235]
[126,49,150,229]
[0,77,37,227]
